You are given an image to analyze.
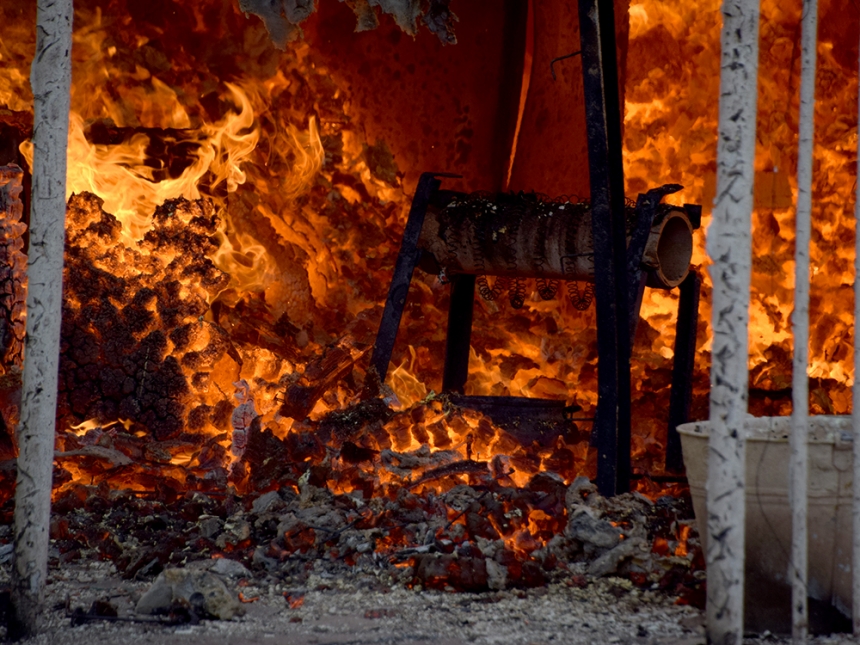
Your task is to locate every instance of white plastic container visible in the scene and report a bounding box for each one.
[678,416,853,633]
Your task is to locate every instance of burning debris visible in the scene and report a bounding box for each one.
[35,448,702,605]
[0,8,705,613]
[135,567,247,620]
[0,0,704,488]
[0,166,25,380]
[0,166,24,460]
[0,0,721,629]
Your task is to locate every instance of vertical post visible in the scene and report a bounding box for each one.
[10,0,74,639]
[706,0,759,642]
[791,0,817,641]
[578,0,631,496]
[666,270,701,472]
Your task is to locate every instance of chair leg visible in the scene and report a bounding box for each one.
[442,274,476,394]
[368,173,442,386]
[666,269,700,472]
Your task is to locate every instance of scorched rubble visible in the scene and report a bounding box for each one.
[25,459,703,604]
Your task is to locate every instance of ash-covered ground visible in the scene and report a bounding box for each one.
[0,470,855,643]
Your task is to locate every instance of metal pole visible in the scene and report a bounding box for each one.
[667,270,701,472]
[442,274,476,394]
[578,0,632,496]
[791,0,817,640]
[369,173,446,385]
[705,0,760,642]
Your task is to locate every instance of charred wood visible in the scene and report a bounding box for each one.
[0,167,26,376]
[419,193,693,289]
[317,398,393,446]
[279,335,369,420]
[212,297,302,362]
[407,459,489,489]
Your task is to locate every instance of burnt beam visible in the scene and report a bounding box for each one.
[369,173,459,388]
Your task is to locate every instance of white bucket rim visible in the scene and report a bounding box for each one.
[677,415,853,445]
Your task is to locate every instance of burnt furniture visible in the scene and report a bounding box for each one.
[369,174,701,495]
[370,0,701,496]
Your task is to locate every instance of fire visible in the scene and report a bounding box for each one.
[627,0,860,417]
[2,6,340,468]
[21,86,264,250]
[0,0,853,566]
[674,522,692,558]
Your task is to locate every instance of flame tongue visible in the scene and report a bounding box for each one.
[20,83,260,245]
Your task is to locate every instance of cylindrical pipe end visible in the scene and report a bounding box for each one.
[643,209,693,289]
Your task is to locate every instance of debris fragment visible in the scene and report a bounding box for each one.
[587,538,648,577]
[422,0,458,44]
[136,568,246,620]
[237,0,304,48]
[239,0,457,46]
[230,379,257,462]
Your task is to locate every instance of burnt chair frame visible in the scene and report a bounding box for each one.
[368,172,700,495]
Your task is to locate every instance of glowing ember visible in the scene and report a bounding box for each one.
[674,522,692,558]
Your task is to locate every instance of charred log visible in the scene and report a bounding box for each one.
[419,193,693,289]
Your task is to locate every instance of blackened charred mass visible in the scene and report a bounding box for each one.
[187,404,212,431]
[211,399,234,430]
[169,323,195,353]
[58,193,234,441]
[124,288,158,334]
